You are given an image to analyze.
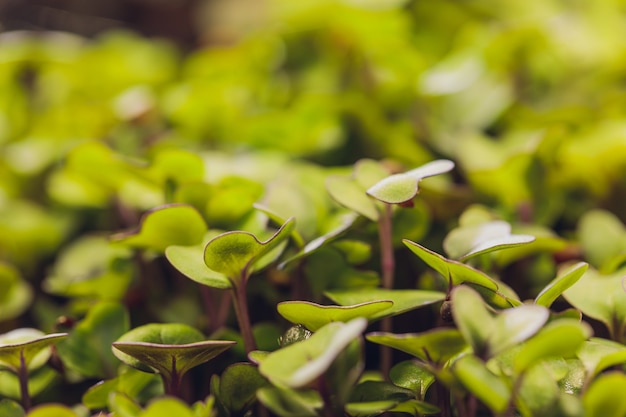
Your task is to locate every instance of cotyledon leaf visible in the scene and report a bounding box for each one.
[324,288,445,320]
[277,300,393,331]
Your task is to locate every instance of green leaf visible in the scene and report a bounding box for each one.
[25,404,79,417]
[388,399,440,415]
[0,366,59,400]
[146,148,204,186]
[0,399,24,417]
[349,380,414,403]
[367,328,467,365]
[513,319,592,374]
[214,363,268,416]
[451,285,494,358]
[108,392,142,417]
[452,354,510,413]
[577,337,626,379]
[389,361,435,399]
[488,304,550,357]
[366,160,455,204]
[345,401,400,416]
[43,235,133,300]
[256,387,321,417]
[324,288,445,320]
[516,361,561,416]
[562,266,626,338]
[0,329,67,373]
[353,159,391,190]
[139,397,195,417]
[403,240,499,293]
[443,220,535,261]
[366,174,418,205]
[583,372,626,417]
[0,263,32,321]
[326,175,380,221]
[56,301,129,378]
[112,323,235,379]
[203,218,295,284]
[277,300,393,331]
[82,366,160,409]
[535,262,588,307]
[578,209,626,272]
[112,204,207,253]
[165,243,231,289]
[258,318,367,388]
[278,213,358,269]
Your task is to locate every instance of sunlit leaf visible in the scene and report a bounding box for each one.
[513,319,592,374]
[367,160,454,204]
[389,361,436,399]
[403,240,499,292]
[112,323,235,379]
[258,318,367,388]
[277,300,393,331]
[452,354,510,413]
[0,329,67,373]
[25,404,79,417]
[165,243,231,289]
[327,287,443,321]
[0,399,24,417]
[367,328,467,365]
[444,220,534,261]
[578,209,626,273]
[257,387,321,417]
[535,262,588,307]
[203,218,295,284]
[326,175,380,221]
[562,266,626,337]
[112,204,207,252]
[583,372,626,417]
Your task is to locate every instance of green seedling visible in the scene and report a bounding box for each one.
[112,323,236,398]
[0,329,67,410]
[255,318,367,417]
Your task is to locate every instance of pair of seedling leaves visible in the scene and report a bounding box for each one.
[18,158,626,415]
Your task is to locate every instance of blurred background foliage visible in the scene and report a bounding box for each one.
[1,0,626,344]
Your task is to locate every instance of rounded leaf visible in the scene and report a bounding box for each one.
[583,372,626,417]
[203,218,295,283]
[0,329,67,373]
[277,300,393,331]
[366,173,419,205]
[258,318,367,388]
[112,323,235,377]
[165,244,231,289]
[325,288,445,320]
[535,262,588,307]
[367,328,467,365]
[112,204,207,253]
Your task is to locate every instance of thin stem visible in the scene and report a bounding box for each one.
[378,204,395,290]
[378,204,395,379]
[164,356,181,398]
[231,276,257,354]
[18,350,31,411]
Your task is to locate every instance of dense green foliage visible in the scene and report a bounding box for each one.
[2,0,626,416]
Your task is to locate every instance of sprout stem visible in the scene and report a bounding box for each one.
[378,204,395,378]
[232,277,257,354]
[18,350,31,411]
